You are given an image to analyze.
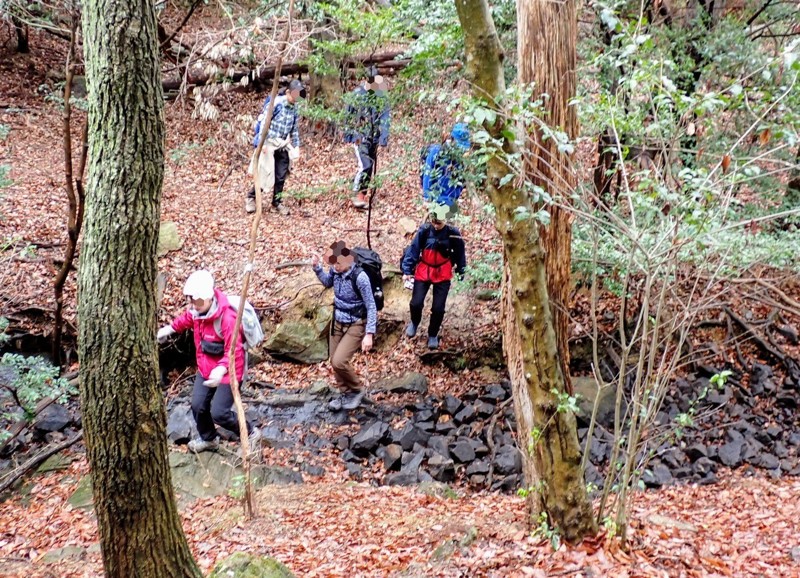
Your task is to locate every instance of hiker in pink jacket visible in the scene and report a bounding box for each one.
[158,270,260,453]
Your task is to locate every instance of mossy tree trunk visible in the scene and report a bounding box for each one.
[454,0,597,543]
[78,0,201,576]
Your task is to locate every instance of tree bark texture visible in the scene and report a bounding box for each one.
[455,0,597,543]
[517,0,578,395]
[79,0,201,576]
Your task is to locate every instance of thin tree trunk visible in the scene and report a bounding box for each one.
[12,16,29,53]
[455,0,596,543]
[79,0,201,575]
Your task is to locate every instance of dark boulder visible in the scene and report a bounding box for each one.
[427,453,455,482]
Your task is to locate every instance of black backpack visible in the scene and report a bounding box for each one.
[350,246,384,311]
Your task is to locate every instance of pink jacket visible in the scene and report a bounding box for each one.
[170,289,245,383]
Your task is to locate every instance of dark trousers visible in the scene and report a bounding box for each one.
[191,372,252,441]
[409,280,451,337]
[247,148,291,206]
[352,140,378,194]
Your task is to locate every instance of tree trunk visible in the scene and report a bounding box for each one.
[12,16,29,53]
[518,0,577,395]
[78,0,201,576]
[455,0,596,543]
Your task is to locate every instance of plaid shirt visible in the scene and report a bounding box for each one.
[255,94,300,148]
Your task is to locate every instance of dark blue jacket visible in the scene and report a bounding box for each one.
[343,86,390,146]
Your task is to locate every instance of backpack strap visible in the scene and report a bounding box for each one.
[348,265,365,302]
[213,304,241,341]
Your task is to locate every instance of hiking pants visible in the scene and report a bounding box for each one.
[329,320,365,392]
[352,140,379,195]
[409,280,451,337]
[247,147,291,206]
[191,371,252,441]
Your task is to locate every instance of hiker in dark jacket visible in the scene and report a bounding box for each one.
[312,241,377,411]
[343,67,390,209]
[401,206,467,349]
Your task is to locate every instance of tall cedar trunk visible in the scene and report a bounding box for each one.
[454,0,596,543]
[79,1,202,576]
[518,0,577,395]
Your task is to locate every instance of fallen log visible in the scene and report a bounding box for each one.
[162,50,408,92]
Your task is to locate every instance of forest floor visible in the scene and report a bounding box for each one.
[1,27,800,578]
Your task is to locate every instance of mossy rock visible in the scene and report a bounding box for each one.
[208,552,295,578]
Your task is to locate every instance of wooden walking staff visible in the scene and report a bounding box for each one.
[226,0,295,520]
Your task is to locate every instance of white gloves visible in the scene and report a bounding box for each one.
[288,145,300,161]
[203,366,227,388]
[157,325,175,344]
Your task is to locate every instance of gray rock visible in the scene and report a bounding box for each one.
[466,460,489,476]
[590,440,608,463]
[374,372,428,395]
[454,404,476,424]
[469,474,486,486]
[34,404,71,433]
[209,552,295,578]
[661,448,686,469]
[572,375,620,427]
[766,425,783,439]
[166,404,195,444]
[781,458,798,472]
[494,446,522,475]
[474,401,495,418]
[381,444,403,471]
[449,440,476,463]
[789,432,800,446]
[427,436,451,459]
[351,421,389,453]
[435,421,457,435]
[385,470,419,486]
[345,462,362,479]
[759,454,780,470]
[157,221,183,256]
[642,462,673,488]
[341,449,361,463]
[718,439,745,467]
[493,474,520,492]
[685,443,708,462]
[774,441,789,458]
[481,384,507,402]
[264,321,329,364]
[396,423,430,451]
[442,394,463,415]
[427,453,455,482]
[693,457,716,476]
[776,390,797,409]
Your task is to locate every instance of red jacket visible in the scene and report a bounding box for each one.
[415,247,454,283]
[170,289,245,383]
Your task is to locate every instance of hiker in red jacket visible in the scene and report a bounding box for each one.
[400,206,467,349]
[157,270,260,452]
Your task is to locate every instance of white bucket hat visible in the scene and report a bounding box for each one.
[183,270,214,300]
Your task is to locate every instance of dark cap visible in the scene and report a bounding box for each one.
[288,79,305,93]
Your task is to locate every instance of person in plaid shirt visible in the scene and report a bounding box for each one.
[246,79,304,215]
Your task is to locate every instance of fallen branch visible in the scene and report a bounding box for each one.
[485,397,514,489]
[275,260,311,270]
[0,432,83,495]
[725,306,799,375]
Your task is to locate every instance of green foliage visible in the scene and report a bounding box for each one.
[0,354,76,441]
[0,124,9,140]
[532,512,561,550]
[552,389,580,414]
[0,164,11,189]
[169,142,203,165]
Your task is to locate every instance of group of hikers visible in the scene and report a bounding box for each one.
[158,70,472,452]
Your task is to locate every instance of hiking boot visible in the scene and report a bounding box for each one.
[427,335,440,350]
[245,197,256,213]
[405,322,418,338]
[341,391,364,410]
[328,395,343,411]
[187,438,219,453]
[277,204,290,216]
[352,194,368,209]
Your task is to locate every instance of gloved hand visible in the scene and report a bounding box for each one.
[157,325,175,344]
[203,366,227,388]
